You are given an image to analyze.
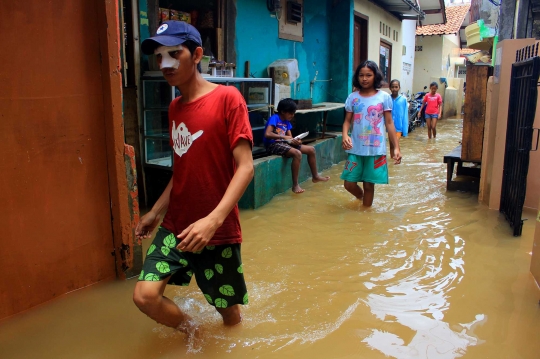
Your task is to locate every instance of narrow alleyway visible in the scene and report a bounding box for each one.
[1,119,539,358]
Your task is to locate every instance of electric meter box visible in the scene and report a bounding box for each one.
[267,59,300,86]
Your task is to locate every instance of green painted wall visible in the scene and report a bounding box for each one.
[327,0,354,130]
[239,135,347,209]
[235,0,331,103]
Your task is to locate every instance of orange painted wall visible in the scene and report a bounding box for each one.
[0,0,129,319]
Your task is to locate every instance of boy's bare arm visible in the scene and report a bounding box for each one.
[287,130,301,145]
[265,125,290,140]
[385,111,402,164]
[176,139,254,252]
[342,112,353,150]
[135,177,172,239]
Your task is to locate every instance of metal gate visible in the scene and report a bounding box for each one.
[500,45,540,236]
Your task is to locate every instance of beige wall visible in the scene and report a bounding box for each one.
[448,77,464,115]
[400,20,417,95]
[479,39,537,210]
[414,36,443,93]
[354,0,403,84]
[442,34,460,79]
[414,34,460,94]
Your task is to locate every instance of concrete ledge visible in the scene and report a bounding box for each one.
[239,133,346,209]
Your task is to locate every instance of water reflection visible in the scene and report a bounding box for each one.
[149,120,487,357]
[1,120,538,359]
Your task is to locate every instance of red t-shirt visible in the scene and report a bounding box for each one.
[161,85,253,245]
[423,93,442,115]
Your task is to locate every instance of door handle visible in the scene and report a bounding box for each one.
[533,128,540,151]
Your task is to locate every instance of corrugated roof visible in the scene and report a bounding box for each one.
[416,4,470,36]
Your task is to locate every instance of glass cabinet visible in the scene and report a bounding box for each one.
[141,72,273,170]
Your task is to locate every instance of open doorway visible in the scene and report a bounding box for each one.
[353,13,368,72]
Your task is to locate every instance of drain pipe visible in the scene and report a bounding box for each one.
[310,76,333,100]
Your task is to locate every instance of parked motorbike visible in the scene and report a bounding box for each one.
[414,86,428,127]
[406,91,418,133]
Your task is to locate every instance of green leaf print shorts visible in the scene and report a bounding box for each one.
[139,227,248,308]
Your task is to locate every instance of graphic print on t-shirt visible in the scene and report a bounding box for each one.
[352,98,384,147]
[171,121,203,157]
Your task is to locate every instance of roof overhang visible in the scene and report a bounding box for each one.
[417,0,446,25]
[369,0,425,21]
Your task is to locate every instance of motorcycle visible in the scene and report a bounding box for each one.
[414,86,428,127]
[406,91,419,133]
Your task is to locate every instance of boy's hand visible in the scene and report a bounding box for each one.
[342,135,353,150]
[135,211,160,239]
[176,216,221,252]
[291,138,302,146]
[392,149,402,164]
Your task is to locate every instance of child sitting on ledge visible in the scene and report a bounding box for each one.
[264,98,330,193]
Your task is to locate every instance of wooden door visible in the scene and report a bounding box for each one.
[462,64,493,162]
[0,0,117,319]
[353,15,368,72]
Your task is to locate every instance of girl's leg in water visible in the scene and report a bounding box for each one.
[432,117,438,138]
[426,117,433,139]
[344,180,364,199]
[362,182,375,207]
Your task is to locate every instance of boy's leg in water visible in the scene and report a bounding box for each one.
[216,305,242,326]
[344,180,364,199]
[426,117,433,139]
[432,117,438,138]
[284,147,305,193]
[299,145,330,183]
[362,182,375,207]
[133,279,198,333]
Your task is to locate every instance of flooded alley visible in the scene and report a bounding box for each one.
[1,119,539,358]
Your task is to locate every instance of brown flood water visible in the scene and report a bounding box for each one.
[1,119,540,358]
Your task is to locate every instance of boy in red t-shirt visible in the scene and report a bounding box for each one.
[418,82,443,139]
[133,21,254,336]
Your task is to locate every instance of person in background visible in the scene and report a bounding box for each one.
[418,82,443,139]
[264,98,330,193]
[389,79,408,158]
[341,60,402,207]
[133,21,254,338]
